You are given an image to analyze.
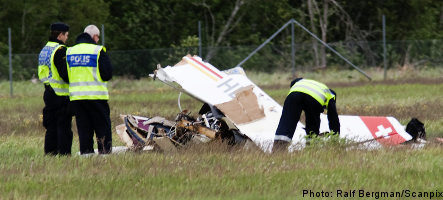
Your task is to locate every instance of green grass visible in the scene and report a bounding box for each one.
[0,67,442,199]
[1,136,442,199]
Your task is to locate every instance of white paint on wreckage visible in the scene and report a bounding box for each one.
[152,55,414,152]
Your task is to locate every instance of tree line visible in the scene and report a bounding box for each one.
[0,0,442,67]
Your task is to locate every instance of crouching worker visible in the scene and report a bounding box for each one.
[66,25,113,154]
[273,78,340,152]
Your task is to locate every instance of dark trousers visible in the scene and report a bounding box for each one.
[70,100,112,154]
[275,92,324,140]
[43,85,73,155]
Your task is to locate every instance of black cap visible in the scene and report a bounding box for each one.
[290,78,303,87]
[50,22,69,32]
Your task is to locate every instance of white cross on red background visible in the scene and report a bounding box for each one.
[375,125,392,138]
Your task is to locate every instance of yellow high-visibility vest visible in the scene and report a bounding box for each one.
[66,43,108,101]
[288,79,335,108]
[38,42,60,84]
[49,46,69,96]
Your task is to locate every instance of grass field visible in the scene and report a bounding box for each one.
[0,67,442,199]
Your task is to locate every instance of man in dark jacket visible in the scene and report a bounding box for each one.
[38,22,73,155]
[65,25,113,154]
[273,78,340,151]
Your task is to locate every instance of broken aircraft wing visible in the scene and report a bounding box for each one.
[151,55,415,151]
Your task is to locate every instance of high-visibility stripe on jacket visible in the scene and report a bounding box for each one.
[48,45,69,96]
[38,42,60,84]
[66,43,108,101]
[288,79,335,108]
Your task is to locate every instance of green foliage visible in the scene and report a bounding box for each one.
[0,54,8,78]
[1,0,442,53]
[0,0,109,52]
[0,0,442,79]
[0,42,8,54]
[171,35,199,48]
[0,0,60,52]
[305,133,347,149]
[105,0,202,50]
[58,0,110,47]
[377,0,443,40]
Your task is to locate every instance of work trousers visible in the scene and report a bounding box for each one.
[43,85,73,155]
[275,92,324,141]
[70,100,112,154]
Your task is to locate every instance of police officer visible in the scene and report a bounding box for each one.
[38,22,73,155]
[66,25,113,154]
[273,78,340,151]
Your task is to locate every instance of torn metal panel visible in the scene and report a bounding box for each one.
[116,124,133,148]
[215,86,265,124]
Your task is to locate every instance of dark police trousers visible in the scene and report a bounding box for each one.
[43,85,73,155]
[275,92,324,140]
[70,100,112,154]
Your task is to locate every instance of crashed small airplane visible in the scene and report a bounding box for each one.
[116,55,426,153]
